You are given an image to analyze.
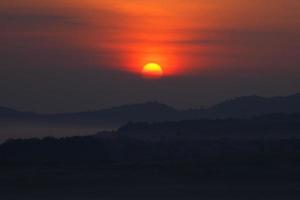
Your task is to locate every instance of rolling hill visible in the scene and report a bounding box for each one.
[1,93,300,126]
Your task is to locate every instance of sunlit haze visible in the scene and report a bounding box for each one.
[0,0,300,112]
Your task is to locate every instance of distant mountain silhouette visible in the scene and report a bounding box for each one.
[2,113,300,164]
[56,102,179,122]
[118,113,300,140]
[1,93,300,126]
[3,113,300,199]
[206,93,300,118]
[0,106,37,118]
[0,107,15,116]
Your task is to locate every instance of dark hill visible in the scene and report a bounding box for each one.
[2,113,300,164]
[206,93,300,118]
[118,113,300,140]
[56,102,179,122]
[1,93,300,126]
[0,106,37,118]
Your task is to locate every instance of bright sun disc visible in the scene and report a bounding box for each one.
[142,63,164,78]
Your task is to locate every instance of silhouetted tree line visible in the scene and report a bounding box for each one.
[119,113,300,137]
[1,114,300,165]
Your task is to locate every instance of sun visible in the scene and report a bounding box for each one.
[142,63,164,78]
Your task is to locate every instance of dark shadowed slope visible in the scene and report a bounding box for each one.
[118,113,300,140]
[206,93,300,118]
[0,106,23,117]
[2,113,300,164]
[54,102,180,123]
[1,93,300,126]
[0,102,180,127]
[0,106,37,119]
[2,114,300,199]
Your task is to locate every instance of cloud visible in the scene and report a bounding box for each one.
[0,11,85,29]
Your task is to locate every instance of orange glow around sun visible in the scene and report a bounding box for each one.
[142,63,164,78]
[125,43,183,77]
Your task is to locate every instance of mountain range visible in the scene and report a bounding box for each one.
[1,93,300,127]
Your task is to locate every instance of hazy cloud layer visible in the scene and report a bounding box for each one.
[0,0,300,112]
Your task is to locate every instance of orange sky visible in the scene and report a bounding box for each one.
[1,0,300,112]
[1,0,300,76]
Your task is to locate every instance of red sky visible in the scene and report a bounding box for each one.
[0,0,300,112]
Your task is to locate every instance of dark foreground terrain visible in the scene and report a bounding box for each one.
[1,114,300,199]
[1,161,300,200]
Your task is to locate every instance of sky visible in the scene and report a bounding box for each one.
[0,0,300,113]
